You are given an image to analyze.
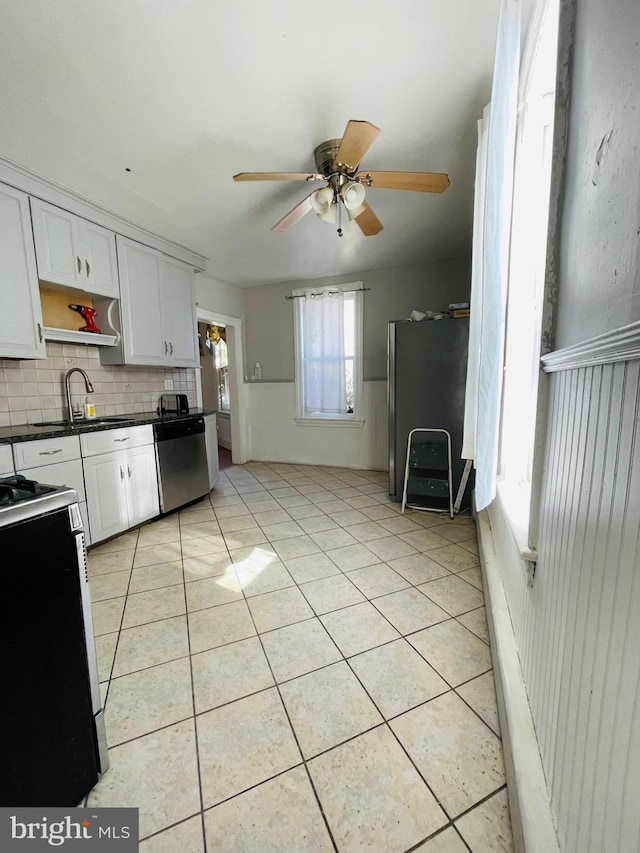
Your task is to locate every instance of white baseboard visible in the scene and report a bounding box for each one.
[476,505,560,853]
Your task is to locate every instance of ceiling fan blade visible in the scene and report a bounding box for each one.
[333,120,380,172]
[271,194,314,233]
[355,201,383,236]
[233,172,321,182]
[357,170,450,193]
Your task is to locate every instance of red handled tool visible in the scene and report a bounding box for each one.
[69,304,100,334]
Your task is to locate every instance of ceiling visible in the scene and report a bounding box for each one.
[0,0,500,286]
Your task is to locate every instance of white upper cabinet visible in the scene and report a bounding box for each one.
[114,236,166,366]
[30,198,119,297]
[0,185,46,359]
[83,220,119,296]
[162,256,198,368]
[103,235,198,368]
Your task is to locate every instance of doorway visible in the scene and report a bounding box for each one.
[195,308,248,464]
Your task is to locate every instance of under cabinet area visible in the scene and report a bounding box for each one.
[81,425,159,543]
[101,236,198,368]
[30,198,119,298]
[0,185,46,360]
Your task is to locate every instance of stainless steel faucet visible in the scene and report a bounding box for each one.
[65,368,94,421]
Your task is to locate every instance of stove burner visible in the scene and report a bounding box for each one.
[0,475,56,506]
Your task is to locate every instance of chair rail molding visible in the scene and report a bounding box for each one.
[541,320,640,372]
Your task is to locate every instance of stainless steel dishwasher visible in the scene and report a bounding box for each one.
[154,416,210,513]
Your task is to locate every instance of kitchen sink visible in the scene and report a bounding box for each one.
[33,416,133,428]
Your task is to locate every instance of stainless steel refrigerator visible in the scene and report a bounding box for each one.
[388,318,473,510]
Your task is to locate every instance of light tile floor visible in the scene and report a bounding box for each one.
[85,461,513,853]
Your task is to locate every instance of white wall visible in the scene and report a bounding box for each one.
[246,380,387,471]
[195,272,245,321]
[554,0,640,346]
[240,259,470,470]
[242,259,471,381]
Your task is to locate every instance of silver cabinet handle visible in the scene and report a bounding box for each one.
[169,342,174,356]
[39,448,63,456]
[85,259,91,277]
[120,466,124,481]
[37,323,44,342]
[127,464,132,479]
[77,256,82,274]
[114,437,130,442]
[164,341,168,355]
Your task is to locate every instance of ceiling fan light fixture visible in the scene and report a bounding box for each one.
[317,203,337,224]
[340,181,365,209]
[340,181,367,221]
[310,186,335,216]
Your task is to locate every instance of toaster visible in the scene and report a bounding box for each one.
[158,393,189,416]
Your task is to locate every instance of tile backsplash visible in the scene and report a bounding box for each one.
[0,343,197,427]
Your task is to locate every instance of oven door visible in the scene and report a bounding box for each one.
[0,505,99,806]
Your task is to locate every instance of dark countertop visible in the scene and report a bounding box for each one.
[0,409,216,445]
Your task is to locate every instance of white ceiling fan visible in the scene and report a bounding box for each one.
[233,119,450,237]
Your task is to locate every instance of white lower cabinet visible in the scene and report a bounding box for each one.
[0,444,14,478]
[204,413,220,489]
[12,437,92,545]
[122,444,160,527]
[83,443,159,543]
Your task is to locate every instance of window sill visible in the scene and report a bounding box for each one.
[495,478,537,581]
[294,417,365,429]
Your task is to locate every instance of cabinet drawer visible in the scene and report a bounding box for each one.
[80,424,154,457]
[13,435,80,469]
[16,458,86,502]
[0,444,14,477]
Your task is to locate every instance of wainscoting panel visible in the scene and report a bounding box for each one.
[488,358,640,853]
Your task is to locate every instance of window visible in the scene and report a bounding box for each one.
[465,0,559,530]
[498,0,559,528]
[293,284,363,424]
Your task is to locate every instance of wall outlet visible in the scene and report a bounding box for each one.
[164,379,174,391]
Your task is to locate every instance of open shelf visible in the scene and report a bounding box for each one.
[43,327,118,346]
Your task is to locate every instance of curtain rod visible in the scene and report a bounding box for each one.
[284,287,370,300]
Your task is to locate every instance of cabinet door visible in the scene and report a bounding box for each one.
[30,198,83,288]
[0,186,46,359]
[83,452,129,543]
[81,220,119,297]
[124,444,159,527]
[116,236,166,365]
[162,257,198,367]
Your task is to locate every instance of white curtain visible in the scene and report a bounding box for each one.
[463,104,490,461]
[464,0,521,511]
[301,292,346,415]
